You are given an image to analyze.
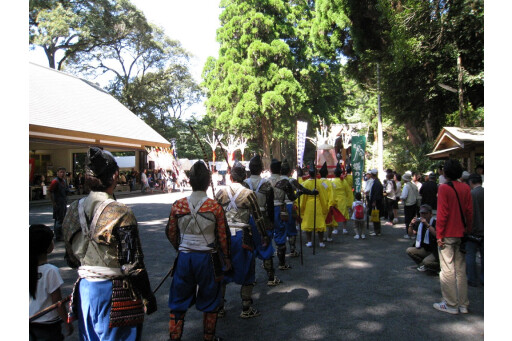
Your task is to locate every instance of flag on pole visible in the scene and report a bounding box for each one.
[350,136,366,193]
[296,121,308,167]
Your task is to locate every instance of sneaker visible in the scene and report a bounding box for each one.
[332,229,339,235]
[369,232,377,236]
[354,235,360,240]
[278,264,292,270]
[289,250,300,257]
[240,306,261,319]
[342,229,348,234]
[433,301,459,315]
[326,237,333,242]
[403,234,410,239]
[267,277,282,286]
[319,242,326,248]
[361,234,366,239]
[417,265,427,272]
[306,242,312,248]
[384,222,393,226]
[459,306,469,314]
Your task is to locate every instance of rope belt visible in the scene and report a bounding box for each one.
[78,266,123,281]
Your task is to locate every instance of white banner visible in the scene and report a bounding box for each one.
[296,121,308,167]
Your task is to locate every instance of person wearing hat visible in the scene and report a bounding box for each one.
[406,204,439,272]
[166,161,232,340]
[466,173,484,287]
[300,161,328,247]
[420,172,438,215]
[245,155,281,286]
[400,172,420,239]
[215,161,270,318]
[62,147,157,340]
[459,171,471,186]
[369,169,384,236]
[363,171,374,211]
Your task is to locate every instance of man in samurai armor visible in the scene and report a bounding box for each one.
[63,147,157,341]
[244,154,281,286]
[166,161,232,341]
[267,159,292,269]
[215,161,270,318]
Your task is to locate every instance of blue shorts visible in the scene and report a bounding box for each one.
[273,207,287,245]
[285,203,297,237]
[78,279,141,341]
[223,230,255,285]
[249,216,275,260]
[168,252,221,313]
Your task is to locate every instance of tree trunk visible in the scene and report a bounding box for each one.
[404,120,423,146]
[260,116,272,169]
[457,54,465,127]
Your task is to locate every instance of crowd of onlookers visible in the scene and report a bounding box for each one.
[31,167,193,200]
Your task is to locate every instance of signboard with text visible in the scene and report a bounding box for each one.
[350,136,366,193]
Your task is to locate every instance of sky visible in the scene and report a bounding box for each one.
[29,0,223,119]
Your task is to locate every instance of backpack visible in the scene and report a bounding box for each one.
[354,202,364,220]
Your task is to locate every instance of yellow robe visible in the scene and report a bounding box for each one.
[331,177,350,219]
[345,174,354,208]
[300,178,327,232]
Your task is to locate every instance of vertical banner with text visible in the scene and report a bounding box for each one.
[350,136,366,193]
[296,121,308,167]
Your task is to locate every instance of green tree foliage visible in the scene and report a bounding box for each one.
[313,0,483,163]
[29,0,132,70]
[30,0,203,142]
[203,0,345,165]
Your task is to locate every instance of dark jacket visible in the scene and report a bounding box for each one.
[470,185,484,236]
[410,218,437,253]
[420,180,438,209]
[370,177,383,210]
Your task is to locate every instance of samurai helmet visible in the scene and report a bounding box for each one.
[270,158,281,174]
[249,154,263,175]
[86,147,118,182]
[281,159,291,175]
[231,160,247,183]
[334,161,342,177]
[308,161,316,178]
[319,162,328,178]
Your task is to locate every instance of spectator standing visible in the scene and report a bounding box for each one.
[393,173,402,224]
[29,224,73,339]
[433,159,473,315]
[351,192,366,239]
[475,164,484,187]
[420,173,438,214]
[48,167,68,241]
[438,164,447,185]
[141,169,149,193]
[400,172,420,239]
[383,172,397,226]
[466,173,484,287]
[369,169,383,236]
[412,172,423,192]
